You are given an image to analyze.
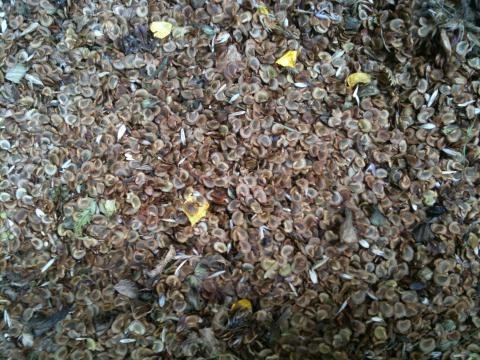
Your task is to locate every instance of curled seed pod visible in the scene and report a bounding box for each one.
[213,242,227,253]
[396,319,411,334]
[419,338,436,353]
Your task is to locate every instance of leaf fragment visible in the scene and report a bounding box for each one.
[230,299,252,312]
[359,239,370,248]
[4,309,11,328]
[20,22,39,37]
[309,269,318,284]
[294,82,308,88]
[346,72,371,89]
[441,148,463,160]
[370,206,387,226]
[29,306,73,336]
[215,31,231,44]
[336,298,349,316]
[86,337,104,351]
[440,29,451,56]
[427,89,438,107]
[6,64,27,83]
[457,100,475,107]
[275,50,297,68]
[353,85,360,105]
[117,124,127,141]
[1,19,7,34]
[180,128,186,145]
[413,222,434,243]
[257,4,270,15]
[150,21,173,39]
[119,338,136,344]
[339,208,358,244]
[181,192,209,226]
[426,205,447,218]
[41,257,56,273]
[419,123,436,129]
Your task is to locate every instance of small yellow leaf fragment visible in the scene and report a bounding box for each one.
[346,72,371,89]
[276,50,297,68]
[86,337,104,351]
[150,21,173,39]
[181,192,209,226]
[230,299,252,312]
[257,4,270,15]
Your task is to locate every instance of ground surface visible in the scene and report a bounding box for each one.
[1,0,480,359]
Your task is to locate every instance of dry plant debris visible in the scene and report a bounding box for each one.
[1,0,480,359]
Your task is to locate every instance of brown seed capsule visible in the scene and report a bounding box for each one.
[351,290,366,305]
[394,302,407,319]
[396,319,411,334]
[419,338,436,353]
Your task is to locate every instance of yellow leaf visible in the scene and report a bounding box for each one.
[346,72,371,89]
[230,299,252,312]
[276,50,297,68]
[181,192,209,226]
[150,21,173,39]
[257,5,270,16]
[86,338,104,351]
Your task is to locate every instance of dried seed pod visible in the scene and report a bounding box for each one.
[379,302,394,318]
[373,326,388,341]
[213,242,227,253]
[292,254,308,273]
[396,319,411,334]
[350,290,366,305]
[419,338,436,353]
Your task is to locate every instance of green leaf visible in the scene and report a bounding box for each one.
[74,199,96,237]
[86,338,104,351]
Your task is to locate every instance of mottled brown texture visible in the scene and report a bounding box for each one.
[1,0,480,359]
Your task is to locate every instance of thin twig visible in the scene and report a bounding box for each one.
[147,245,175,278]
[380,27,391,52]
[294,9,314,15]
